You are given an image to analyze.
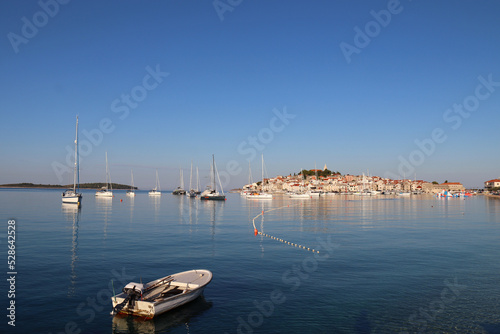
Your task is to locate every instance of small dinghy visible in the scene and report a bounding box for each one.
[111,269,212,319]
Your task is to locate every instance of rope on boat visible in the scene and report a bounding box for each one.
[252,205,320,254]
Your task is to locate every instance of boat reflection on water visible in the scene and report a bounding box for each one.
[111,295,212,334]
[61,203,80,297]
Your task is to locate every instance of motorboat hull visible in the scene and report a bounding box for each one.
[111,269,212,319]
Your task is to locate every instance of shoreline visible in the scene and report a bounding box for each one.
[0,186,134,190]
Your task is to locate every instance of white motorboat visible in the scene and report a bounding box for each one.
[111,269,212,319]
[95,152,113,197]
[149,170,162,196]
[62,116,82,205]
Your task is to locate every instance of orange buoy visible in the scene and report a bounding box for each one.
[254,228,258,236]
[120,199,123,202]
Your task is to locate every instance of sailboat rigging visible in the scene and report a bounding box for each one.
[126,170,136,197]
[95,152,113,197]
[62,116,82,205]
[246,154,272,199]
[200,155,225,200]
[149,169,161,196]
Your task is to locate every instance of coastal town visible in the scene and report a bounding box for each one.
[240,164,500,196]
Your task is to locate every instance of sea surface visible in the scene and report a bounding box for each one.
[1,188,500,333]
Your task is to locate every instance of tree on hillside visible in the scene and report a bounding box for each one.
[297,169,340,178]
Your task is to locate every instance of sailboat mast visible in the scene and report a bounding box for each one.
[189,162,193,191]
[212,154,216,190]
[73,116,79,192]
[76,116,80,192]
[106,151,108,189]
[180,168,184,189]
[155,169,160,191]
[248,161,252,185]
[196,167,200,192]
[261,154,264,192]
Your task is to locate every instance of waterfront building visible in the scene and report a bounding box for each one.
[485,179,500,190]
[437,182,465,192]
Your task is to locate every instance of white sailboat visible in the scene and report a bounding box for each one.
[187,162,197,198]
[173,168,186,195]
[200,155,225,200]
[240,162,253,196]
[62,116,82,205]
[126,170,136,197]
[246,154,272,199]
[95,152,113,197]
[149,170,161,196]
[360,173,371,196]
[195,167,201,195]
[289,168,311,199]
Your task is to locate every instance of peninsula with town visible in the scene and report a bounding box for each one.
[239,164,500,196]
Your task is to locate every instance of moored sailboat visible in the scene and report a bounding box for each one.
[288,168,311,199]
[172,168,186,195]
[149,170,161,196]
[246,154,272,200]
[62,116,82,205]
[126,170,136,197]
[200,155,225,200]
[186,162,197,198]
[95,152,113,198]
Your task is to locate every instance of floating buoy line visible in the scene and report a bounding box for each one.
[252,205,320,254]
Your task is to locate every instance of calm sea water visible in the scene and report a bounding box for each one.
[1,189,500,333]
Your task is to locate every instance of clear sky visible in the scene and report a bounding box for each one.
[1,0,499,190]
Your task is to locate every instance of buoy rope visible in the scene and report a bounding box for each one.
[252,205,319,254]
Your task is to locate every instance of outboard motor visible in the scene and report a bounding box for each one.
[113,282,144,314]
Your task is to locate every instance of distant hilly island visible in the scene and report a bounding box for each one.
[0,182,137,190]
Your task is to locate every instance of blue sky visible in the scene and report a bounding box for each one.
[1,0,499,190]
